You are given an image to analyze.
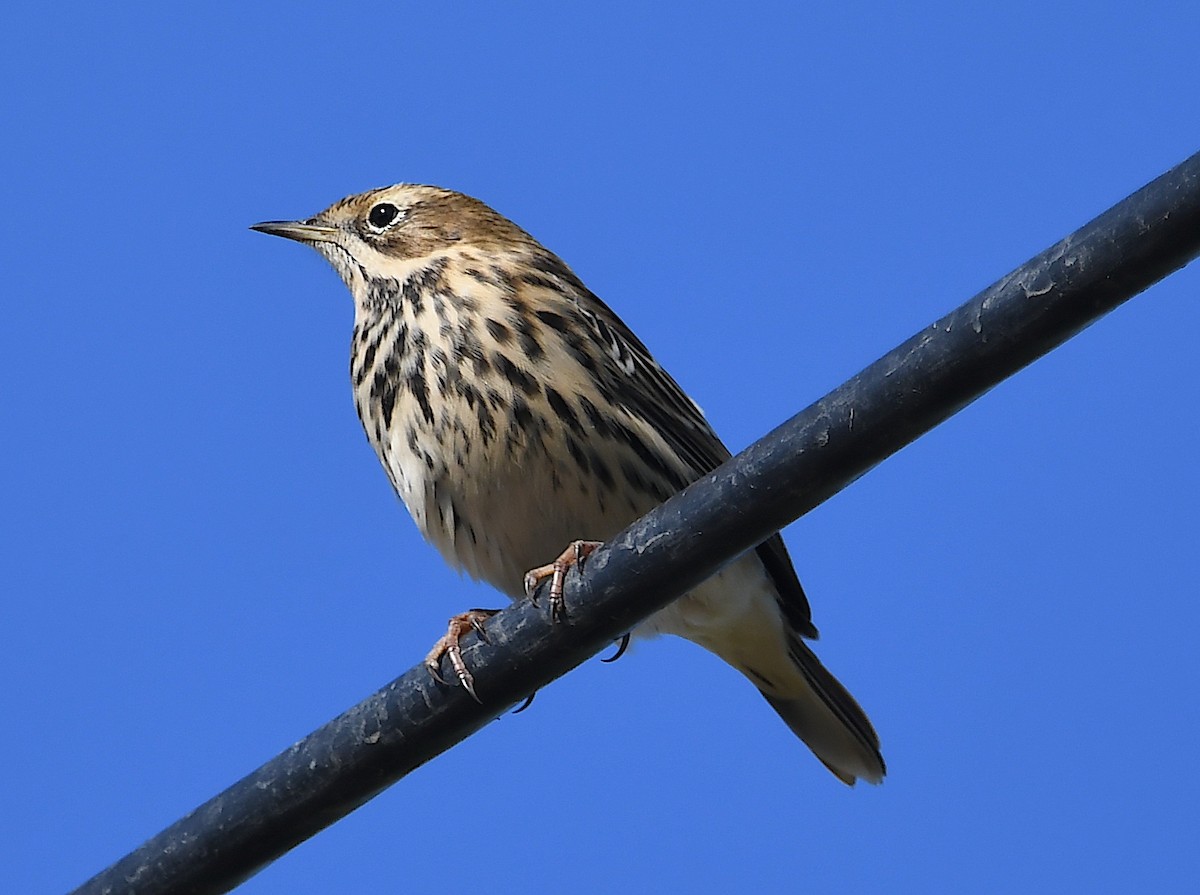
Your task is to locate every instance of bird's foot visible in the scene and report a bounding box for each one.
[425,608,500,703]
[522,540,603,622]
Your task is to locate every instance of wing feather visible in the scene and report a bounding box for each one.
[575,286,818,639]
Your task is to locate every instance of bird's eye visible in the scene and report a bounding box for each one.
[367,203,402,230]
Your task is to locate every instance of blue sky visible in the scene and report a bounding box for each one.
[3,3,1199,893]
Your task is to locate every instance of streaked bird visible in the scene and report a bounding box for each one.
[252,185,885,784]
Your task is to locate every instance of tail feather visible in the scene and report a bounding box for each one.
[760,638,885,786]
[649,558,883,784]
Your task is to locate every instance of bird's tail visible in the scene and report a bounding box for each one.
[755,636,885,785]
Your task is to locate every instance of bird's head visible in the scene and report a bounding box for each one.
[252,183,533,298]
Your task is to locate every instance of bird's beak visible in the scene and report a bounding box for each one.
[250,219,340,244]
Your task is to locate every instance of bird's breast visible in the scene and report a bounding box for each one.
[348,307,624,595]
[347,260,693,598]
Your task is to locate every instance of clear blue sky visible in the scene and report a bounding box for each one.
[3,4,1198,893]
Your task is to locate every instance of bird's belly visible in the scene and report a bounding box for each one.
[423,451,645,599]
[366,383,770,652]
[374,416,640,595]
[397,443,783,660]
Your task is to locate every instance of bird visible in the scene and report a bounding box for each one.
[251,184,885,785]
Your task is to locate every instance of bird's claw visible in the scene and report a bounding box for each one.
[523,540,603,621]
[601,632,631,663]
[424,608,499,703]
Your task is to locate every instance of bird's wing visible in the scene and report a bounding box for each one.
[577,289,819,640]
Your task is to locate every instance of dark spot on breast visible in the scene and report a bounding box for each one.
[360,340,377,374]
[494,354,539,396]
[370,369,388,402]
[589,451,615,491]
[566,436,590,474]
[368,278,402,308]
[545,387,583,434]
[400,277,425,314]
[408,371,434,424]
[514,311,544,362]
[409,257,448,294]
[456,321,483,360]
[570,342,599,375]
[535,309,571,333]
[379,385,396,428]
[447,289,478,312]
[511,395,535,432]
[431,291,449,324]
[490,265,516,293]
[486,318,512,344]
[536,308,592,369]
[431,348,455,396]
[476,399,495,444]
[502,292,530,318]
[578,396,612,437]
[452,500,469,536]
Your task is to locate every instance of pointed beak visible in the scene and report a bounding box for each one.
[250,219,340,244]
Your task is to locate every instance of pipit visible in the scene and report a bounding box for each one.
[253,185,884,784]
